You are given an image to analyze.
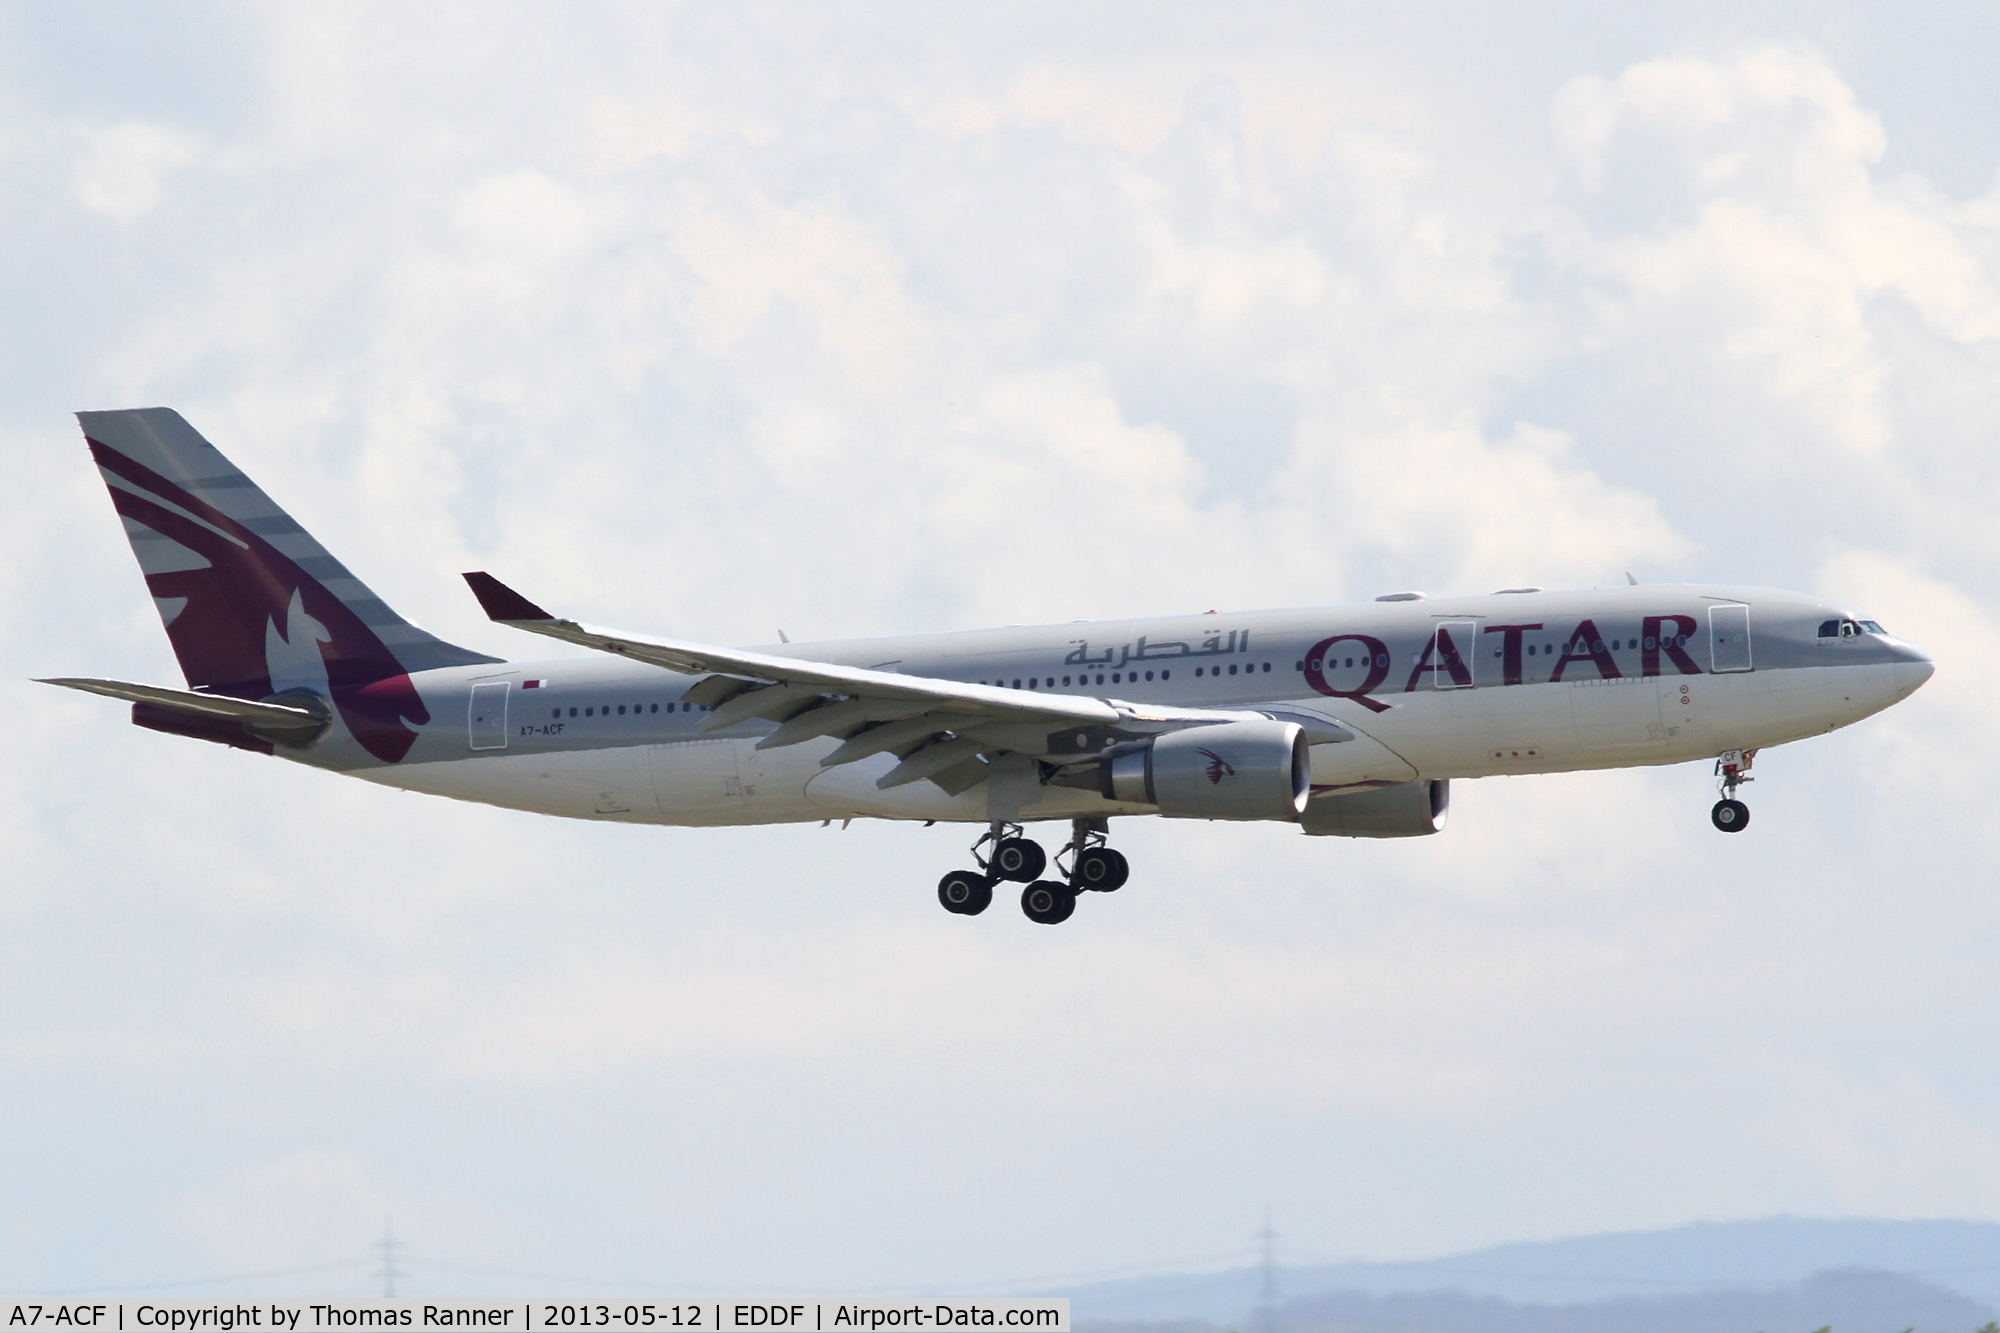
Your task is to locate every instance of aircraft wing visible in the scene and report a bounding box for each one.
[463,572,1161,791]
[463,572,1118,723]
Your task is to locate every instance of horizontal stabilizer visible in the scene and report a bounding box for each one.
[38,677,331,744]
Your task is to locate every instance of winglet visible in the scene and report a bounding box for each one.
[462,571,555,622]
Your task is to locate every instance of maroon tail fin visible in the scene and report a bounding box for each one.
[78,408,501,762]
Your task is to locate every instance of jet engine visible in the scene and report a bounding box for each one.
[1299,779,1450,837]
[1066,719,1310,821]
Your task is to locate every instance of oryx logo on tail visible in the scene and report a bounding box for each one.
[78,408,497,762]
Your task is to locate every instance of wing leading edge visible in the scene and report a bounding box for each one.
[462,572,1151,794]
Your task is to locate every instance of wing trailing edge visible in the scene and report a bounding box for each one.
[459,572,1289,797]
[459,571,1121,726]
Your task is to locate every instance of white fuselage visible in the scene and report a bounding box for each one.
[313,584,1932,830]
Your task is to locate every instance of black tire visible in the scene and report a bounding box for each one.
[1073,847,1129,892]
[991,836,1046,883]
[1711,799,1750,833]
[937,870,993,915]
[1020,880,1077,925]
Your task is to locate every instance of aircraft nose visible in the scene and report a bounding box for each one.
[1894,645,1935,695]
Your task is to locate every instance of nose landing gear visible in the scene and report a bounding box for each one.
[1710,749,1755,833]
[936,819,1133,922]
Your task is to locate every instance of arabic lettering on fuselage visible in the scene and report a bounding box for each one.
[1064,629,1249,670]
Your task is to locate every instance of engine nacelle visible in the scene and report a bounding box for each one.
[1097,719,1310,821]
[1300,779,1450,838]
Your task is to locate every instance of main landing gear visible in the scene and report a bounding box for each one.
[936,869,993,915]
[1711,748,1755,833]
[936,819,1131,924]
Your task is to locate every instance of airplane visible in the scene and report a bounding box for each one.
[43,408,1936,925]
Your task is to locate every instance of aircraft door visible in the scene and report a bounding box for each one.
[468,681,509,750]
[1709,604,1753,673]
[1432,620,1477,688]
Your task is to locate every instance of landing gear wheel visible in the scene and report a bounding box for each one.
[1020,880,1077,925]
[991,837,1046,883]
[1711,799,1750,833]
[1073,847,1129,892]
[938,870,993,915]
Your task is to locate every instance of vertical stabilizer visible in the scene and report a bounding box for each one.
[78,407,499,762]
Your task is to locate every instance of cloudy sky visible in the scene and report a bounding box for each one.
[5,0,2000,1298]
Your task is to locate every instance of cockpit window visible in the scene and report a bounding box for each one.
[1821,617,1882,638]
[1818,619,1839,638]
[1860,620,1886,634]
